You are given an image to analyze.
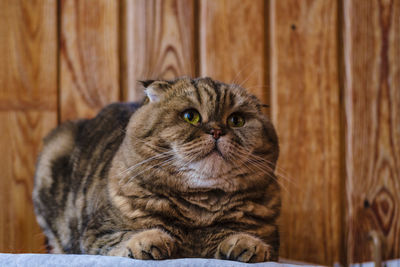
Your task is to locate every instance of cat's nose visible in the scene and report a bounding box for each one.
[210,128,223,140]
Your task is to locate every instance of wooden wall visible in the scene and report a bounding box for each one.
[344,0,400,263]
[0,0,57,253]
[0,0,399,265]
[270,0,342,263]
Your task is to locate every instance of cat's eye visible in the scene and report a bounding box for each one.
[227,113,245,127]
[182,109,201,125]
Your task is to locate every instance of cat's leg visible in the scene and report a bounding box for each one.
[83,228,176,259]
[215,233,273,263]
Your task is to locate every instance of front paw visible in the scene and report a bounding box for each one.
[215,233,272,263]
[125,229,176,260]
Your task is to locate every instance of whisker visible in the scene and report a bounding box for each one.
[129,135,170,152]
[232,154,290,193]
[232,145,286,173]
[231,61,255,85]
[118,151,174,177]
[125,156,176,184]
[237,68,257,89]
[229,144,298,189]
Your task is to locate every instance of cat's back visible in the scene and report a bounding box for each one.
[34,102,140,192]
[33,102,140,253]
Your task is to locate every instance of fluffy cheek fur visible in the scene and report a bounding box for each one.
[165,120,269,185]
[173,135,230,178]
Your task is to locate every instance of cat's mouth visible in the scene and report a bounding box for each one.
[204,144,226,161]
[181,139,235,179]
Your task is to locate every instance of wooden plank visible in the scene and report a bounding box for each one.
[0,1,57,110]
[270,0,342,264]
[0,112,56,253]
[0,0,57,253]
[121,0,196,102]
[344,0,400,263]
[199,0,268,106]
[60,0,119,121]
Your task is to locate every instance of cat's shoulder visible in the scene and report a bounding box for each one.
[40,102,140,158]
[42,120,79,154]
[46,102,140,140]
[94,102,142,122]
[76,102,141,139]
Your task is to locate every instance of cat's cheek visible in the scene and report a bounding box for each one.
[159,126,186,141]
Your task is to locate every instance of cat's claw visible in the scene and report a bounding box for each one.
[124,229,176,260]
[215,233,272,263]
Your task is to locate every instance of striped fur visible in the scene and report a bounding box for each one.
[33,77,280,262]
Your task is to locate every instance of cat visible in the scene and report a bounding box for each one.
[33,77,280,262]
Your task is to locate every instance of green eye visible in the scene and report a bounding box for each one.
[227,113,245,127]
[182,109,201,125]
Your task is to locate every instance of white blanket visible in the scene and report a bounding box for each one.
[0,253,318,267]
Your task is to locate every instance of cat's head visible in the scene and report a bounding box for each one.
[124,77,279,192]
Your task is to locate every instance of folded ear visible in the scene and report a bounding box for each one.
[139,80,172,102]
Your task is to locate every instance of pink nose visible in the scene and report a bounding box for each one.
[210,129,222,140]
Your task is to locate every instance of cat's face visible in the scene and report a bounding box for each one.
[125,77,279,191]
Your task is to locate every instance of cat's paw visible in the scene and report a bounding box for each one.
[124,229,176,260]
[215,233,272,263]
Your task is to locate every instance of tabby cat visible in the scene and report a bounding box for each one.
[33,77,280,262]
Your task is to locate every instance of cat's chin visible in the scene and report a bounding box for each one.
[186,152,231,179]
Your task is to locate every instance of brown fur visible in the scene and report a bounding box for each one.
[33,77,280,262]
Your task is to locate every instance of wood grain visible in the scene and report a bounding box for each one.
[0,0,57,253]
[121,0,196,102]
[1,0,398,261]
[344,0,400,263]
[60,0,119,121]
[199,0,268,106]
[0,112,56,253]
[0,0,57,110]
[270,0,342,264]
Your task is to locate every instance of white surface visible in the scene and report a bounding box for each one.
[0,253,321,267]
